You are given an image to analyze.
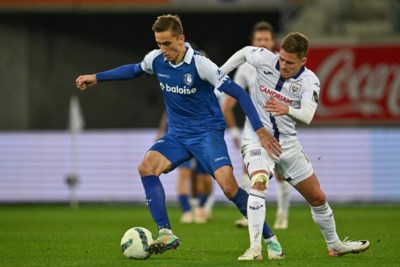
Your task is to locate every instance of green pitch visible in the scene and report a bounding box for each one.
[1,203,399,267]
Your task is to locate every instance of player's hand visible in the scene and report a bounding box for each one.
[76,74,97,90]
[264,98,289,117]
[256,128,281,160]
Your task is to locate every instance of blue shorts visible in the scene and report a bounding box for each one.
[150,130,232,176]
[179,158,208,174]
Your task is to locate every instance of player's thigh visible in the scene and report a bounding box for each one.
[190,131,232,175]
[277,140,314,186]
[242,142,275,176]
[149,133,191,174]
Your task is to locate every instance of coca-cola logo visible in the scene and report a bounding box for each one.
[315,49,400,119]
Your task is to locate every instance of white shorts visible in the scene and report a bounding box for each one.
[242,139,314,186]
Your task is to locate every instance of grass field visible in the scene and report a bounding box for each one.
[1,203,399,267]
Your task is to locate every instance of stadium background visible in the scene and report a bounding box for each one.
[0,0,399,204]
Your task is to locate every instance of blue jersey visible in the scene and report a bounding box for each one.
[141,44,229,136]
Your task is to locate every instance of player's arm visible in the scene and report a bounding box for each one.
[264,82,320,125]
[76,64,144,90]
[76,50,159,90]
[221,80,281,158]
[220,46,249,75]
[195,55,281,158]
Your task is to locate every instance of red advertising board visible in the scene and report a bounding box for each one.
[307,44,400,125]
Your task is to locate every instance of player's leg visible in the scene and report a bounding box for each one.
[191,130,281,260]
[177,161,194,223]
[240,143,284,260]
[285,140,369,256]
[294,173,369,256]
[138,134,191,255]
[273,169,290,229]
[235,164,250,228]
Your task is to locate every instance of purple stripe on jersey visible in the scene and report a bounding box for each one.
[292,66,305,79]
[268,76,285,141]
[275,60,280,71]
[269,114,280,142]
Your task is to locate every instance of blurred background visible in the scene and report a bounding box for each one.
[0,0,399,204]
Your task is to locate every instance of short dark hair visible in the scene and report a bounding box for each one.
[250,21,274,40]
[280,32,309,59]
[152,14,183,37]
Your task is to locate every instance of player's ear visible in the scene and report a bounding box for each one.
[179,35,185,44]
[301,57,307,65]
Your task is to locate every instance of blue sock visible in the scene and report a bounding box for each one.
[230,187,274,239]
[178,194,191,213]
[198,193,208,207]
[141,175,171,230]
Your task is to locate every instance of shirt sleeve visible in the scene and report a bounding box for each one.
[221,46,271,75]
[233,65,248,89]
[194,54,230,90]
[288,77,321,125]
[140,49,162,75]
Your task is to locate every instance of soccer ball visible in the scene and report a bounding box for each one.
[120,227,154,259]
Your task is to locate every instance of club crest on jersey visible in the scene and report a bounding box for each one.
[182,73,193,86]
[250,149,261,156]
[289,82,302,95]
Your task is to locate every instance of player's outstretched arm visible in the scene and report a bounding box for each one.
[76,74,97,90]
[76,64,145,91]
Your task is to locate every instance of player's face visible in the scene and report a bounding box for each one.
[155,30,185,64]
[279,49,307,79]
[252,30,275,51]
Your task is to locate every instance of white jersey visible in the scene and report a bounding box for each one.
[222,46,320,144]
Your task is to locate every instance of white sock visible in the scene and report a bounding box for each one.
[310,202,339,244]
[248,189,266,247]
[276,180,290,216]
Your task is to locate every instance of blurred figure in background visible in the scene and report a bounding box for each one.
[222,21,291,229]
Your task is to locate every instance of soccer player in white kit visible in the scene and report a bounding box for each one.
[222,21,291,230]
[221,32,370,260]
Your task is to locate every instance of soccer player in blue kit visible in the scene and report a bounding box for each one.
[75,14,284,260]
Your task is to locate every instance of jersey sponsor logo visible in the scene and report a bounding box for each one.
[250,149,261,156]
[158,73,170,78]
[182,73,193,86]
[289,82,302,95]
[159,82,197,95]
[259,85,293,104]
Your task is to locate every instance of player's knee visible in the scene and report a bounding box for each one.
[308,191,326,206]
[221,182,238,199]
[138,160,154,177]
